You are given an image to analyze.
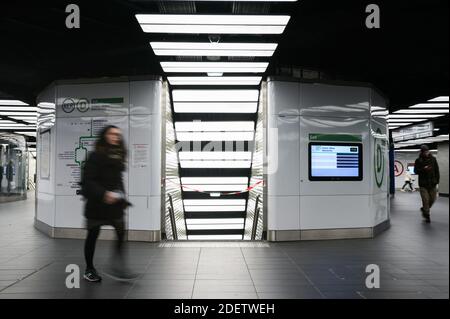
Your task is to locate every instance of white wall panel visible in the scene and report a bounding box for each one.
[300,83,370,118]
[268,196,300,230]
[36,192,55,226]
[54,196,85,228]
[267,115,300,196]
[130,80,162,115]
[268,80,300,115]
[300,195,372,229]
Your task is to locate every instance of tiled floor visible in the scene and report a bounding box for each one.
[0,191,448,299]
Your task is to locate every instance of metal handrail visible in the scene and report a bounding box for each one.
[28,178,36,190]
[168,194,178,240]
[251,207,261,240]
[250,195,261,240]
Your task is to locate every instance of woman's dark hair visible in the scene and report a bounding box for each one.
[95,125,127,163]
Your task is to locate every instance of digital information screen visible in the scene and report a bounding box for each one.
[309,143,363,181]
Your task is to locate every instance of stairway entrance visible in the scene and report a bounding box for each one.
[163,82,265,241]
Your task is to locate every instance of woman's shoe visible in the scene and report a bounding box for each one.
[83,268,102,282]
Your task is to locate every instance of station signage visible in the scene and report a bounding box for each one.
[392,122,434,142]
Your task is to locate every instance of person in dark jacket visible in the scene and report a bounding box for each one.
[6,160,14,194]
[414,145,440,223]
[81,125,133,282]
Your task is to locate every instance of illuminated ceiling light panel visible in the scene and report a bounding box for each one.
[187,224,244,230]
[0,127,36,131]
[394,109,449,114]
[180,160,251,168]
[427,96,449,102]
[188,235,243,240]
[409,103,448,108]
[0,100,29,106]
[181,177,248,184]
[167,76,262,86]
[388,119,427,123]
[14,131,36,135]
[8,118,37,122]
[389,124,413,128]
[179,152,252,160]
[0,107,37,111]
[0,112,37,116]
[172,89,259,102]
[184,199,246,206]
[136,14,290,35]
[182,184,248,192]
[184,205,245,212]
[186,218,245,225]
[160,62,268,73]
[388,114,442,119]
[175,121,254,132]
[151,42,277,57]
[176,131,254,141]
[174,102,257,113]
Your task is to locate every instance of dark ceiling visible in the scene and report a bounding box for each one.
[0,0,448,112]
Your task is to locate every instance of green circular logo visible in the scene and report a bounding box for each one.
[76,98,90,112]
[374,128,385,188]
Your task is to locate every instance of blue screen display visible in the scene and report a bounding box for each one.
[310,145,360,178]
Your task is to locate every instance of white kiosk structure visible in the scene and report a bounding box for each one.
[35,76,390,242]
[266,77,390,241]
[35,76,163,241]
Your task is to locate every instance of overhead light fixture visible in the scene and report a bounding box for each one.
[179,152,252,160]
[389,124,413,127]
[174,102,257,113]
[180,160,251,168]
[0,127,36,130]
[184,205,245,212]
[0,112,38,116]
[136,14,290,35]
[172,89,259,102]
[167,76,262,86]
[208,73,223,77]
[151,42,277,57]
[182,184,248,192]
[175,121,254,132]
[0,107,37,111]
[160,62,268,74]
[388,114,442,119]
[428,96,449,102]
[388,119,428,123]
[394,109,449,114]
[8,117,37,121]
[0,100,29,106]
[181,177,248,184]
[13,131,36,136]
[184,199,246,206]
[185,218,245,225]
[177,131,254,141]
[409,103,448,108]
[186,224,244,230]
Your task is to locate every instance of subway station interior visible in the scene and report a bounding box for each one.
[0,0,448,301]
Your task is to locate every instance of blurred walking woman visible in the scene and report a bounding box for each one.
[81,125,129,282]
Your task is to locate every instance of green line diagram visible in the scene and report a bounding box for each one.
[74,121,96,167]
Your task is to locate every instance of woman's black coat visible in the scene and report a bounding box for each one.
[81,151,126,220]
